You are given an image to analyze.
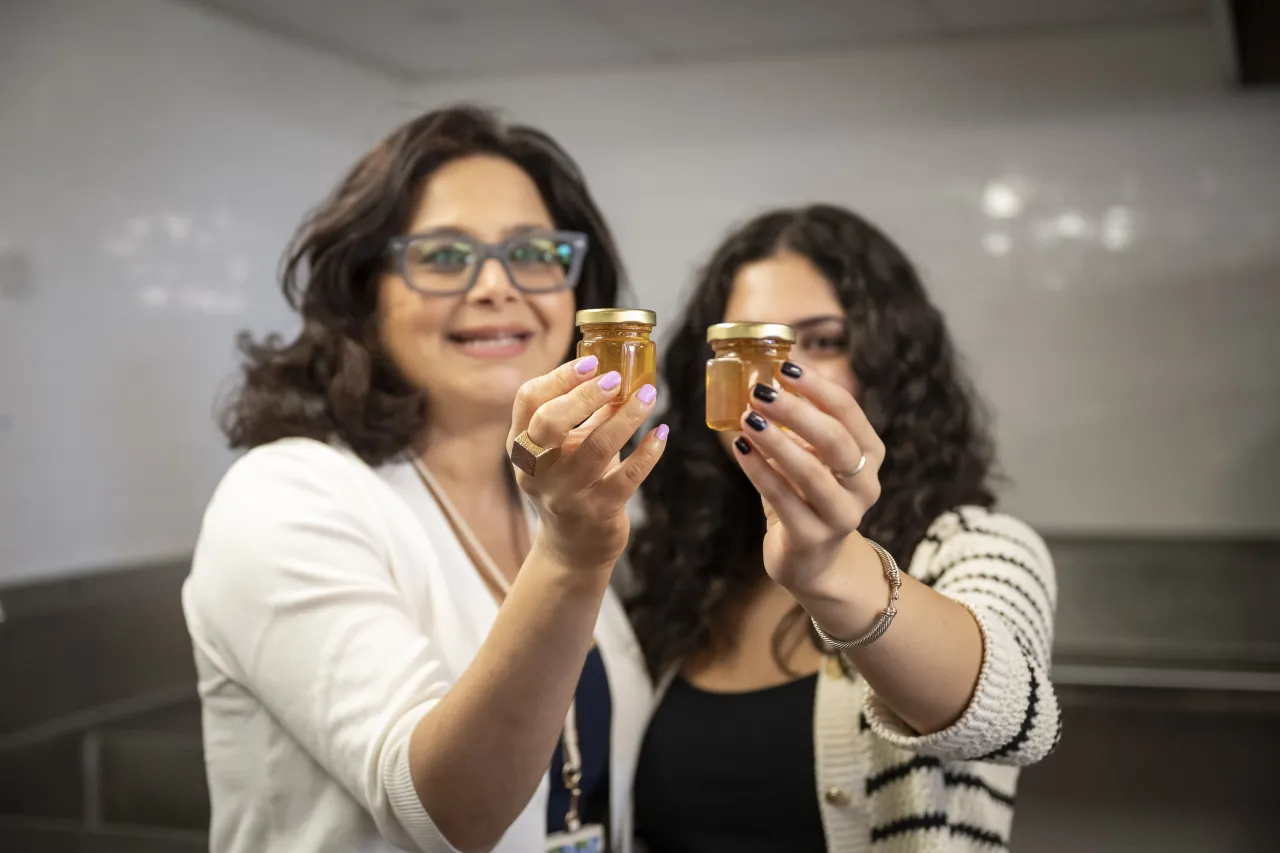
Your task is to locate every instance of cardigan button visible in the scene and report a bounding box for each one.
[823,786,850,807]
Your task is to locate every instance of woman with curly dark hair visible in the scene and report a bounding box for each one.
[629,205,1061,852]
[183,106,667,853]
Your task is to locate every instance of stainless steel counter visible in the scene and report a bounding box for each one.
[1050,536,1280,692]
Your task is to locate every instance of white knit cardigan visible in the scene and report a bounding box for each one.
[652,506,1062,853]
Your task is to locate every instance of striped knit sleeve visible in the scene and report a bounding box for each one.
[862,506,1062,766]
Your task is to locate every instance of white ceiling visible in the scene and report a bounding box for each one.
[180,0,1210,82]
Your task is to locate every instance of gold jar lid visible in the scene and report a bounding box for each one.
[706,322,797,343]
[576,308,657,326]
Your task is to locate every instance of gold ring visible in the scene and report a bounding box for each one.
[510,430,561,477]
[833,454,867,480]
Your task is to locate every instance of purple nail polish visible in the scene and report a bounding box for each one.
[637,384,657,404]
[655,424,669,441]
[576,355,599,374]
[598,371,622,391]
[734,437,751,455]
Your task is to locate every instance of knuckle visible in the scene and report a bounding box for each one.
[526,409,553,442]
[515,379,540,408]
[572,380,607,414]
[622,459,648,487]
[838,395,861,419]
[577,430,612,463]
[835,509,860,536]
[545,493,574,517]
[555,369,578,395]
[818,420,846,454]
[797,463,826,492]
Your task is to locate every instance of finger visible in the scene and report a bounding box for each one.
[776,359,885,466]
[748,382,865,480]
[595,423,670,505]
[740,408,862,532]
[559,383,659,488]
[578,402,614,432]
[731,435,824,535]
[560,398,618,457]
[509,355,601,441]
[526,369,624,450]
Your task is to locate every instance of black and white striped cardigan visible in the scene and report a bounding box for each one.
[816,505,1061,852]
[654,505,1061,852]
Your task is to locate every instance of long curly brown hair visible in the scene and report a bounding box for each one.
[221,105,626,464]
[628,204,997,678]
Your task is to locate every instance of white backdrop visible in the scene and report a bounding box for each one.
[2,11,1277,585]
[405,24,1280,538]
[0,0,399,583]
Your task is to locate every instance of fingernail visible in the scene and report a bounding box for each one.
[576,355,599,374]
[655,424,669,441]
[781,361,802,379]
[598,371,621,391]
[745,412,767,431]
[734,437,751,455]
[752,383,778,403]
[637,383,657,405]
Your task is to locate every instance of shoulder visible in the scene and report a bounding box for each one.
[193,439,395,584]
[925,506,1049,558]
[215,436,373,493]
[204,438,384,525]
[908,506,1054,587]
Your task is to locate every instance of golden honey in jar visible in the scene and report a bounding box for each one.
[705,322,797,431]
[576,308,658,401]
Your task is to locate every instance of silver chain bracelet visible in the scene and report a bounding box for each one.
[810,539,903,652]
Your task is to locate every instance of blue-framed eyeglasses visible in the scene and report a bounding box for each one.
[387,229,589,296]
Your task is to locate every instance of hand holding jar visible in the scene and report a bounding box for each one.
[508,354,667,573]
[728,359,886,593]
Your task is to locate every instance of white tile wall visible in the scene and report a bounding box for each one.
[404,23,1280,537]
[2,9,1277,584]
[0,0,401,583]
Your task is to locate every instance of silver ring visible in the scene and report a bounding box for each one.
[833,454,867,480]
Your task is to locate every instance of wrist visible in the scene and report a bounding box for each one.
[527,530,618,583]
[792,535,890,638]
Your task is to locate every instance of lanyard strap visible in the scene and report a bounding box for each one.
[411,457,585,831]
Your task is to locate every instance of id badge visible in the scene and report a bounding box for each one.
[546,823,606,853]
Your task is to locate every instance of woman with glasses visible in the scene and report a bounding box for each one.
[629,205,1061,852]
[183,106,665,853]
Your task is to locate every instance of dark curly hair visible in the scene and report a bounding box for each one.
[221,105,626,464]
[628,204,997,678]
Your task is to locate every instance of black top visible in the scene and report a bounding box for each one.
[633,674,826,853]
[547,646,612,834]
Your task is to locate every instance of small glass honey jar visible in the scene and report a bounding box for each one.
[576,308,658,400]
[705,322,797,431]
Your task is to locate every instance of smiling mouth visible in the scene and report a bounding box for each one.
[447,328,534,354]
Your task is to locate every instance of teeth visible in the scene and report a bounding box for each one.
[456,334,526,348]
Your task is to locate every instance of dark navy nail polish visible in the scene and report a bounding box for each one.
[734,437,751,455]
[781,361,802,379]
[752,383,778,403]
[745,412,767,431]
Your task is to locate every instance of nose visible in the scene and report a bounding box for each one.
[467,256,520,305]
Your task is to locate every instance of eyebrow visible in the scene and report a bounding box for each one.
[791,315,846,330]
[404,223,554,241]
